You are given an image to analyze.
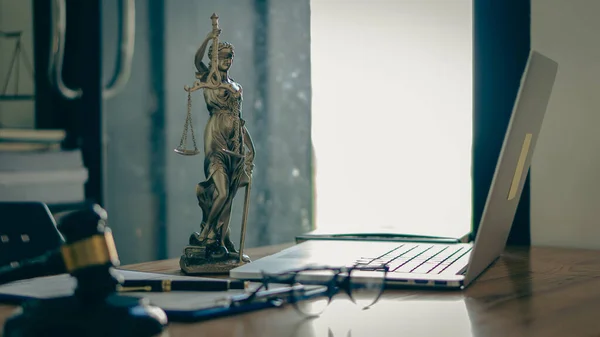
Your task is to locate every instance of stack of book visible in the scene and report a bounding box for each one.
[0,128,64,152]
[0,128,88,205]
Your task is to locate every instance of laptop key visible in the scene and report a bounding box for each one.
[409,248,456,274]
[381,245,417,259]
[409,261,443,274]
[394,259,433,273]
[356,244,414,266]
[429,248,473,274]
[388,245,434,272]
[365,245,417,267]
[393,246,448,273]
[374,244,409,260]
[412,247,466,273]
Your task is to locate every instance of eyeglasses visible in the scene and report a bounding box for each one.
[218,264,389,318]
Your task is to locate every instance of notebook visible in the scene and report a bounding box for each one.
[0,269,316,322]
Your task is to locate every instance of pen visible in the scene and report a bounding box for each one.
[116,279,248,292]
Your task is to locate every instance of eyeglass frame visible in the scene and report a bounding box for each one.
[221,264,390,317]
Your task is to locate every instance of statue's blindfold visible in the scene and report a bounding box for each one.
[219,51,234,59]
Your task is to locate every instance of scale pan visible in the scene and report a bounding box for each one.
[174,148,200,156]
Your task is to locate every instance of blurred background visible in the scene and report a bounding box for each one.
[11,0,585,265]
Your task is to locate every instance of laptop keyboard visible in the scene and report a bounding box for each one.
[354,244,472,274]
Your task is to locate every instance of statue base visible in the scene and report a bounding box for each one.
[180,245,251,275]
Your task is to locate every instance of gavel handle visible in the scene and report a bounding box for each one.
[0,250,66,286]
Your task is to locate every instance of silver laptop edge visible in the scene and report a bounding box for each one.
[230,50,559,289]
[463,50,558,286]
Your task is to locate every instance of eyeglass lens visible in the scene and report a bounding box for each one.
[348,267,386,310]
[292,269,336,317]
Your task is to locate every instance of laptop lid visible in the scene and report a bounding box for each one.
[464,50,558,285]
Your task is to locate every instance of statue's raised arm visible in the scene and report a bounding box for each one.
[194,31,216,81]
[192,13,221,87]
[189,13,222,91]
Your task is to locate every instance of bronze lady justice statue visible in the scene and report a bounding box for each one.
[176,14,255,273]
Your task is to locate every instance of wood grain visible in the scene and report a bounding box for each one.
[2,244,600,337]
[122,242,293,276]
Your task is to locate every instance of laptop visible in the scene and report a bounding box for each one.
[230,50,558,289]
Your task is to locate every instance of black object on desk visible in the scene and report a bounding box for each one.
[118,278,248,292]
[1,204,168,337]
[0,201,65,268]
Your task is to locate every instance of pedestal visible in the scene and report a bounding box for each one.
[180,245,251,275]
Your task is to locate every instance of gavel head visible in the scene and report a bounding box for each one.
[56,204,122,300]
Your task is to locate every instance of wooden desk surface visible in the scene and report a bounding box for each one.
[2,243,600,337]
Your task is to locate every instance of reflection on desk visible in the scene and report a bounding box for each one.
[3,244,600,337]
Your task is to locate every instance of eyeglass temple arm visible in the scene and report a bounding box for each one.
[230,285,306,306]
